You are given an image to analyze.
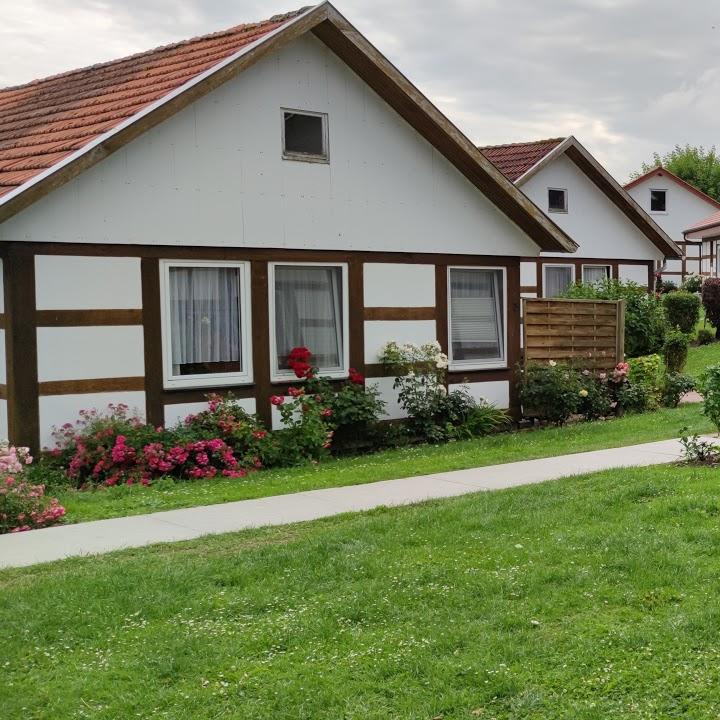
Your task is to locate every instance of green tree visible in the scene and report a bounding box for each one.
[630,144,720,201]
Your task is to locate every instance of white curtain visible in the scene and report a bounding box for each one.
[450,268,503,362]
[169,267,241,375]
[544,266,573,297]
[274,265,343,370]
[582,265,609,285]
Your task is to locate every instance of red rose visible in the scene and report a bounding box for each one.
[288,386,305,397]
[252,430,267,439]
[321,408,333,417]
[288,346,312,363]
[291,361,313,379]
[270,395,284,406]
[348,368,365,384]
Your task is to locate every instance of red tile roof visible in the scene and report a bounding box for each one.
[0,8,308,199]
[479,138,566,182]
[685,209,720,236]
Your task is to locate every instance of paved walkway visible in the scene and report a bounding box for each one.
[0,437,700,569]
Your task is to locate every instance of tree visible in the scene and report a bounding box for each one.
[630,144,720,201]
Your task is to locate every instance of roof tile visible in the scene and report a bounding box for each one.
[479,138,566,182]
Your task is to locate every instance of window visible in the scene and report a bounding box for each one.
[270,263,348,378]
[548,188,568,213]
[650,189,667,212]
[282,109,328,161]
[543,264,574,297]
[160,261,252,389]
[448,267,506,368]
[582,264,611,285]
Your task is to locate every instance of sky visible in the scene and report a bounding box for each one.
[1,0,719,182]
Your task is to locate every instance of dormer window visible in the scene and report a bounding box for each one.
[282,109,328,162]
[650,189,667,213]
[548,187,568,213]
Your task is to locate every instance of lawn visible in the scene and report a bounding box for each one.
[50,403,712,523]
[4,462,720,718]
[686,340,720,380]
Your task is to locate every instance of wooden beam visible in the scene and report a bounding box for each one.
[141,258,164,427]
[36,309,143,326]
[363,306,435,321]
[39,377,145,395]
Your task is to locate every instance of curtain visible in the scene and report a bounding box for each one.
[544,266,573,297]
[169,267,241,375]
[274,265,343,371]
[450,268,503,362]
[582,265,609,285]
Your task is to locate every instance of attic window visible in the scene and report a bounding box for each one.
[282,110,328,162]
[650,189,667,213]
[548,188,568,213]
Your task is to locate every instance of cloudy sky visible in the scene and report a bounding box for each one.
[1,0,719,181]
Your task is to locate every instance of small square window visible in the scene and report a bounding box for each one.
[650,189,667,212]
[582,265,610,285]
[548,188,567,213]
[282,110,328,161]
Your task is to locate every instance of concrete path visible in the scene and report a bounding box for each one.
[0,437,699,569]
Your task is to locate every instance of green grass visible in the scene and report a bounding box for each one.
[50,403,711,523]
[686,341,720,380]
[5,463,720,718]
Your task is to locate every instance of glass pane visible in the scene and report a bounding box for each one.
[450,268,504,362]
[548,188,566,211]
[274,265,343,371]
[544,266,573,297]
[169,267,242,376]
[284,112,325,156]
[583,266,609,285]
[650,190,666,212]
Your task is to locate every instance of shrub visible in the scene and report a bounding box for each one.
[697,328,715,346]
[701,278,720,338]
[563,279,666,357]
[700,364,720,433]
[658,279,678,294]
[662,329,689,373]
[617,383,651,414]
[0,443,65,534]
[679,430,719,464]
[461,399,509,437]
[661,372,695,408]
[662,290,700,333]
[628,354,663,408]
[578,370,613,420]
[682,275,703,293]
[518,362,581,424]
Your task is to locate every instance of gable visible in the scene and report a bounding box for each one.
[521,153,664,260]
[0,35,541,256]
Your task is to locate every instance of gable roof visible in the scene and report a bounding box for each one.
[0,2,577,254]
[479,138,565,182]
[481,136,681,258]
[685,209,720,238]
[624,166,720,210]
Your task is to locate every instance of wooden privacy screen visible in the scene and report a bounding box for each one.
[522,298,625,369]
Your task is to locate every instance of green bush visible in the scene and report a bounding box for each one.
[662,329,689,373]
[682,275,703,293]
[578,371,613,420]
[518,362,582,425]
[701,278,720,338]
[700,364,720,433]
[658,279,678,294]
[628,354,663,409]
[661,372,695,408]
[697,328,715,346]
[662,290,700,333]
[617,383,652,414]
[563,279,666,357]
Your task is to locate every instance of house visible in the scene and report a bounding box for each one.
[480,137,681,298]
[683,209,720,275]
[0,2,578,451]
[624,166,720,285]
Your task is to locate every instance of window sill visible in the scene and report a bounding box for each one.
[282,152,329,164]
[163,376,254,391]
[271,370,348,384]
[548,209,568,214]
[448,363,507,373]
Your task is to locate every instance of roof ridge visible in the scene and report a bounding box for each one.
[479,137,567,150]
[0,7,310,94]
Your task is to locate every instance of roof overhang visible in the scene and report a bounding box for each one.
[515,137,682,258]
[624,166,720,209]
[0,2,577,254]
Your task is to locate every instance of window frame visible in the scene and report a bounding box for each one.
[547,187,568,213]
[447,265,508,372]
[268,261,349,382]
[159,259,253,390]
[649,188,668,214]
[281,108,329,163]
[581,264,612,284]
[542,263,576,298]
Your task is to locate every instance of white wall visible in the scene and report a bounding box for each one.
[626,172,719,245]
[164,398,256,428]
[618,264,649,286]
[366,376,407,420]
[449,380,510,409]
[0,35,539,259]
[364,264,435,306]
[522,154,663,262]
[364,320,436,364]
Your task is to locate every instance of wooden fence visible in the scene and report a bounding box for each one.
[522,298,625,369]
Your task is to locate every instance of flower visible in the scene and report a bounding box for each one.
[579,389,589,397]
[548,360,557,367]
[321,408,333,417]
[288,386,305,397]
[270,395,285,406]
[291,361,314,379]
[348,368,365,384]
[288,346,312,363]
[252,430,267,440]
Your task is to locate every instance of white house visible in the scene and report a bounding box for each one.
[624,166,720,285]
[481,137,681,298]
[0,2,577,450]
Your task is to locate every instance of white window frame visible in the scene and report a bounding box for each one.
[542,263,575,297]
[281,108,329,163]
[447,265,508,372]
[268,261,349,381]
[547,187,568,213]
[581,264,612,283]
[159,260,253,390]
[649,188,668,214]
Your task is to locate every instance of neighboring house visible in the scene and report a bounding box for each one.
[684,209,720,275]
[0,2,577,450]
[624,166,720,285]
[481,137,681,299]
